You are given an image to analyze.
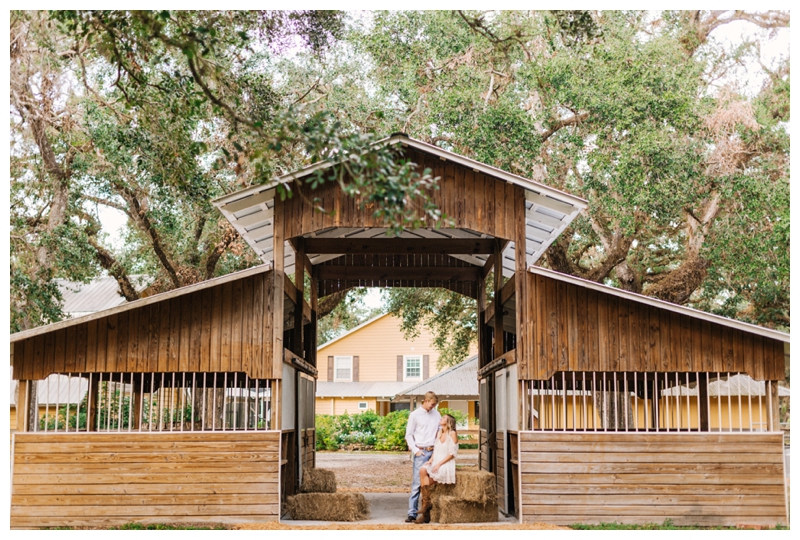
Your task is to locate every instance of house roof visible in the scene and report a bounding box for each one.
[529,266,790,343]
[317,313,391,352]
[10,368,89,407]
[316,381,415,399]
[661,373,790,397]
[211,133,589,279]
[56,275,152,316]
[396,355,478,400]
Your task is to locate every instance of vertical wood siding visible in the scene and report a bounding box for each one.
[518,431,787,527]
[13,271,276,381]
[280,148,522,241]
[10,431,281,528]
[517,272,785,381]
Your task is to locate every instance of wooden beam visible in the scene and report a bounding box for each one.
[494,239,504,360]
[304,238,495,255]
[16,380,30,432]
[316,266,480,281]
[288,238,314,272]
[293,238,305,359]
[482,253,496,278]
[478,350,516,379]
[272,201,285,380]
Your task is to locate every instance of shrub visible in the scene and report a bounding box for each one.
[315,414,339,451]
[375,409,410,450]
[437,407,468,427]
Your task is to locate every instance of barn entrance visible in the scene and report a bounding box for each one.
[213,134,588,518]
[11,133,786,527]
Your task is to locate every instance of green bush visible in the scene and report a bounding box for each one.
[315,414,339,450]
[437,407,467,427]
[314,409,416,451]
[375,409,410,450]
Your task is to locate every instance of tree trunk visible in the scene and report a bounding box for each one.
[593,389,633,430]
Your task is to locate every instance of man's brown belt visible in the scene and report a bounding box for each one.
[418,446,434,451]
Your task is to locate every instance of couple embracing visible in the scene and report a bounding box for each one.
[404,391,459,524]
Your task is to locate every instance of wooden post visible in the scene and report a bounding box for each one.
[493,239,504,362]
[271,379,281,430]
[131,378,142,431]
[87,376,100,431]
[309,266,319,368]
[293,237,305,359]
[698,373,709,432]
[272,200,285,380]
[767,381,780,432]
[478,270,486,370]
[514,187,529,381]
[16,380,31,432]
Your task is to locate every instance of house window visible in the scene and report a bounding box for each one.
[334,356,353,382]
[404,355,422,381]
[358,402,368,411]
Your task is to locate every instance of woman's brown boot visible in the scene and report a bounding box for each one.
[415,485,432,524]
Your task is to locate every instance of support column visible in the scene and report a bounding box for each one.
[767,381,781,432]
[698,374,709,432]
[16,380,31,432]
[272,201,285,380]
[478,269,487,370]
[293,237,305,359]
[493,240,504,362]
[88,376,100,431]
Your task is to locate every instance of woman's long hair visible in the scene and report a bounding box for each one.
[442,414,457,434]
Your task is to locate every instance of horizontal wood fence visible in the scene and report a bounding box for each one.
[518,431,787,527]
[11,431,281,528]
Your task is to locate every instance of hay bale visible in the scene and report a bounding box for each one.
[285,493,369,521]
[431,496,498,524]
[300,468,337,493]
[430,468,496,506]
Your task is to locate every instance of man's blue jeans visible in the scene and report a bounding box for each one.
[408,448,433,518]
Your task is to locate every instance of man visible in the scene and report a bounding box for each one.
[404,391,441,523]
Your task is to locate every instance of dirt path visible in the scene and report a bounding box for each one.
[315,450,479,493]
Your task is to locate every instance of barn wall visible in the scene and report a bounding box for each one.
[12,270,276,381]
[10,431,281,528]
[517,272,785,381]
[280,148,523,242]
[518,431,787,527]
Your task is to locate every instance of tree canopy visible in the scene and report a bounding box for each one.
[10,10,789,363]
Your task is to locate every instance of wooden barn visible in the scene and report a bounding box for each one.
[10,134,788,527]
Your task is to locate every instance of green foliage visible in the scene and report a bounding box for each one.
[110,523,226,530]
[314,414,340,451]
[437,407,468,427]
[570,518,785,530]
[315,409,410,451]
[375,409,411,450]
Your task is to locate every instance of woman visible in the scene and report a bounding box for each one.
[415,413,458,524]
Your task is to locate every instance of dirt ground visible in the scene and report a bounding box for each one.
[314,449,479,493]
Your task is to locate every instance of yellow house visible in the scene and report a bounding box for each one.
[532,373,789,431]
[316,313,454,416]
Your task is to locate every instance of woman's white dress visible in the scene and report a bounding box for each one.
[421,431,458,484]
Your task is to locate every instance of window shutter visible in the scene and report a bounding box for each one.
[423,355,430,379]
[397,355,403,382]
[353,356,360,382]
[327,356,334,381]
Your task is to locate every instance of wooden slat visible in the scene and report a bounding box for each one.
[11,431,281,527]
[14,482,278,495]
[200,286,213,372]
[518,431,787,526]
